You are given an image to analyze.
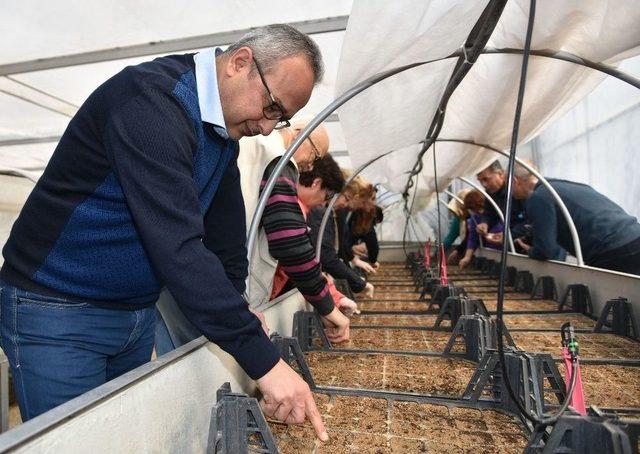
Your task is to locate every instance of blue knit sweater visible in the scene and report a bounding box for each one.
[1,53,279,379]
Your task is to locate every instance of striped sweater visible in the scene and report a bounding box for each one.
[260,157,335,315]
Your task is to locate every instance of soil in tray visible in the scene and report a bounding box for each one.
[359,292,422,301]
[482,299,558,312]
[502,313,595,330]
[359,301,427,312]
[351,314,439,327]
[551,363,640,409]
[306,352,475,396]
[511,332,640,360]
[373,285,423,292]
[467,292,531,299]
[450,279,499,286]
[272,394,528,453]
[335,328,456,352]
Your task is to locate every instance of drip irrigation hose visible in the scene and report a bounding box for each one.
[402,165,422,260]
[432,141,443,277]
[495,0,578,427]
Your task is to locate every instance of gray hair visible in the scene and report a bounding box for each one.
[223,24,324,85]
[486,160,503,173]
[513,161,537,180]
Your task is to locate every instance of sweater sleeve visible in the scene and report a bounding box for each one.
[527,189,564,261]
[260,158,335,315]
[105,88,279,380]
[308,207,366,293]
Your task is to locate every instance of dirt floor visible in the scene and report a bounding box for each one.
[272,394,528,453]
[511,332,640,360]
[306,352,475,396]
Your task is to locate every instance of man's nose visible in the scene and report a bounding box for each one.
[258,118,278,136]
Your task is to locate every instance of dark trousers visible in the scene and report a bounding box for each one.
[589,237,640,276]
[0,282,155,421]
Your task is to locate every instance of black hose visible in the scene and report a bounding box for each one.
[495,0,578,426]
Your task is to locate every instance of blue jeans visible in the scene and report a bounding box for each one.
[154,290,201,357]
[0,282,155,421]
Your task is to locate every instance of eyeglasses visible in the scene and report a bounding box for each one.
[324,190,336,202]
[253,57,291,130]
[307,135,322,161]
[341,192,353,203]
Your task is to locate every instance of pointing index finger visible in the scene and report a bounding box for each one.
[305,394,328,442]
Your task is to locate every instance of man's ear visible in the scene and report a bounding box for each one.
[225,46,253,77]
[313,177,323,188]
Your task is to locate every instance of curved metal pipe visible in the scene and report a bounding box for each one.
[245,54,465,294]
[441,138,584,266]
[457,177,517,253]
[249,45,633,285]
[444,189,463,204]
[315,150,400,260]
[483,47,640,90]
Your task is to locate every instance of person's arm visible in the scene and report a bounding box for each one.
[105,87,278,380]
[361,226,380,264]
[308,208,366,293]
[202,156,247,294]
[527,190,564,260]
[259,158,335,315]
[443,216,461,250]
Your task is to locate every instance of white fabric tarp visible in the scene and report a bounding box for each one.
[336,0,640,206]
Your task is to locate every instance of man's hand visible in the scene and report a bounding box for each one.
[459,256,471,269]
[338,297,360,317]
[320,307,350,343]
[256,359,328,441]
[476,223,489,235]
[352,257,376,274]
[249,308,269,336]
[484,232,503,246]
[447,250,459,264]
[357,281,375,299]
[352,243,367,257]
[515,238,531,252]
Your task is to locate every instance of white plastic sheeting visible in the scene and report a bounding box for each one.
[336,0,640,201]
[0,1,352,174]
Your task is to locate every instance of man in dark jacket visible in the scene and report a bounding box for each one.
[476,160,531,249]
[0,24,329,440]
[512,164,640,275]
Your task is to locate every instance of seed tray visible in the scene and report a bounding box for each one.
[359,301,427,312]
[482,299,559,312]
[501,313,596,330]
[450,279,500,286]
[351,314,439,327]
[552,363,640,409]
[466,292,531,299]
[305,352,476,397]
[271,394,528,453]
[360,292,421,300]
[511,332,640,360]
[372,285,424,292]
[333,328,456,353]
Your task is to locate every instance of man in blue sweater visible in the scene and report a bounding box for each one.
[0,24,329,439]
[512,163,640,275]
